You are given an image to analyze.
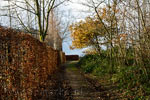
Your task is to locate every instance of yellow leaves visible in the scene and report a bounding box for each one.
[69,46,75,50]
[69,3,120,50]
[102,8,106,18]
[83,48,97,54]
[69,15,105,49]
[96,4,119,23]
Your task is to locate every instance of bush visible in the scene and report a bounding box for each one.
[78,53,110,75]
[114,65,150,98]
[78,51,150,99]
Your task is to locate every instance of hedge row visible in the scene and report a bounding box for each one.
[0,26,65,99]
[66,55,79,61]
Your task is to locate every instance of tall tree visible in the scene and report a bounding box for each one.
[5,0,68,41]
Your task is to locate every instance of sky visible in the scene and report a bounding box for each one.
[0,0,91,56]
[61,0,91,56]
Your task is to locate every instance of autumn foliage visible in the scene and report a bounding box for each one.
[70,1,150,98]
[69,4,120,53]
[0,26,65,99]
[69,17,104,49]
[66,55,79,61]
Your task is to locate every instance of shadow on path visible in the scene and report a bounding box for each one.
[62,61,110,100]
[33,61,115,100]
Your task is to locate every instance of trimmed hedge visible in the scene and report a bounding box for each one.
[0,26,65,99]
[66,55,79,61]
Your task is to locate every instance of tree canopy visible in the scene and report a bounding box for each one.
[69,4,119,53]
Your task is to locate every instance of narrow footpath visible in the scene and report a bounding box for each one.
[62,61,107,100]
[33,61,113,100]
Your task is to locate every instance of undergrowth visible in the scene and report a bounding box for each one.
[77,52,150,99]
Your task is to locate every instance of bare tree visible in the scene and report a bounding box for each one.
[79,0,150,74]
[46,6,72,50]
[4,0,69,41]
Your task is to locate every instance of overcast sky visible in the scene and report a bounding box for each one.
[0,0,91,56]
[61,0,92,56]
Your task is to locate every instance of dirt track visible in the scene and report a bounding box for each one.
[33,61,111,100]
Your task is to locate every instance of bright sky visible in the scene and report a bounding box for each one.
[62,0,91,56]
[0,0,91,56]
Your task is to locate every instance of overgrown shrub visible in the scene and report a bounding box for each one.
[117,66,150,98]
[78,53,110,75]
[78,50,150,99]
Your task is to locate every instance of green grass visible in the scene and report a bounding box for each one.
[66,61,78,71]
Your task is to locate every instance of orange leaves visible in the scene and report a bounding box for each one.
[0,26,63,99]
[69,46,75,50]
[83,48,97,55]
[69,3,120,50]
[70,16,104,49]
[101,8,107,18]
